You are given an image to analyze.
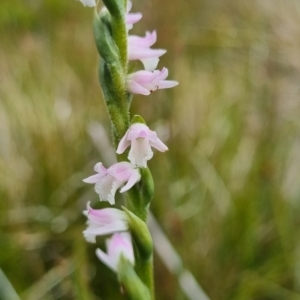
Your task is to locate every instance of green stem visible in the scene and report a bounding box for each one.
[125,186,148,222]
[135,256,155,300]
[94,1,155,298]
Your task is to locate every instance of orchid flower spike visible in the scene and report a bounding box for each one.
[83,202,128,243]
[96,232,135,272]
[128,31,166,71]
[83,162,141,204]
[78,0,96,7]
[127,67,178,95]
[117,122,168,167]
[126,0,142,31]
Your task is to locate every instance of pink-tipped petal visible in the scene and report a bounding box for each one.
[83,163,107,183]
[126,13,142,26]
[129,70,158,82]
[83,203,129,243]
[155,67,169,81]
[83,222,128,240]
[86,203,127,224]
[116,132,131,154]
[94,162,107,173]
[120,169,141,192]
[96,248,117,271]
[83,173,103,184]
[127,80,151,95]
[149,138,169,152]
[108,233,134,265]
[128,31,157,47]
[95,233,134,272]
[111,163,134,182]
[158,80,179,89]
[128,47,166,60]
[127,123,150,140]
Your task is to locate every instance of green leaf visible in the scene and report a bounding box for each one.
[118,255,151,300]
[122,207,153,260]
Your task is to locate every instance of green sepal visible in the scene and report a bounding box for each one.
[102,0,126,20]
[94,11,118,64]
[140,167,154,203]
[122,207,153,260]
[118,255,151,300]
[131,115,147,125]
[124,167,154,222]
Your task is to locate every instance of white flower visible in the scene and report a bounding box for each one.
[117,123,168,167]
[83,162,141,204]
[96,232,135,272]
[83,202,128,243]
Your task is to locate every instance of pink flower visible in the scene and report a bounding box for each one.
[78,0,96,7]
[127,67,179,95]
[83,202,128,243]
[83,162,141,204]
[117,123,168,167]
[96,232,135,272]
[128,31,166,71]
[126,0,142,31]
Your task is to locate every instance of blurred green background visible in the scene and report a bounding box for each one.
[1,0,300,299]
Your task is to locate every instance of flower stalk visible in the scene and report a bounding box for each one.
[79,0,178,299]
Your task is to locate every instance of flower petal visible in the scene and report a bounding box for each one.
[96,248,118,271]
[94,162,107,174]
[126,14,143,31]
[127,70,155,84]
[83,222,128,242]
[95,233,135,272]
[85,202,127,224]
[109,162,133,181]
[126,123,150,140]
[149,138,169,152]
[120,168,141,192]
[116,132,131,154]
[107,233,135,265]
[128,47,166,60]
[128,31,157,47]
[83,173,103,184]
[127,80,151,95]
[158,80,179,89]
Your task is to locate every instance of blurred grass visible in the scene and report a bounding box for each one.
[1,0,300,299]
